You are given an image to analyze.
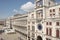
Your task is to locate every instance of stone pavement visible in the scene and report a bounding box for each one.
[0,25,20,40]
[0,32,20,40]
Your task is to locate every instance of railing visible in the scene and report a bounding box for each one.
[14,27,27,34]
[35,6,43,9]
[49,15,60,19]
[16,30,27,40]
[13,23,27,27]
[13,15,28,20]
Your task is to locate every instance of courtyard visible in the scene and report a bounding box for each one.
[0,25,20,40]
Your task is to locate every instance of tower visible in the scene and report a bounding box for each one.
[35,0,56,7]
[35,0,56,40]
[35,0,56,19]
[43,0,56,7]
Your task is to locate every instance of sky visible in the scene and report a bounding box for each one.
[0,0,34,19]
[0,0,60,19]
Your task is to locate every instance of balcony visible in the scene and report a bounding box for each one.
[35,5,43,9]
[49,15,60,19]
[13,21,27,27]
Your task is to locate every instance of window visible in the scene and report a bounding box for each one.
[49,2,50,6]
[50,10,52,12]
[32,33,35,38]
[32,14,34,18]
[53,14,55,15]
[46,22,48,25]
[36,1,40,7]
[28,38,30,40]
[46,28,48,35]
[32,22,35,24]
[38,13,40,17]
[46,28,52,36]
[46,38,48,40]
[32,38,34,40]
[46,38,51,40]
[28,32,30,37]
[53,9,55,12]
[56,22,59,26]
[46,22,52,25]
[50,14,55,17]
[49,22,52,25]
[56,30,59,38]
[28,22,30,24]
[50,14,52,16]
[49,28,52,36]
[59,8,60,11]
[36,0,43,7]
[32,26,35,31]
[28,25,30,30]
[41,15,43,17]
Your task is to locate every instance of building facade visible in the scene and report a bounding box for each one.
[12,14,28,40]
[27,0,60,40]
[5,0,60,40]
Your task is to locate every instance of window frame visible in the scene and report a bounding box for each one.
[56,22,60,26]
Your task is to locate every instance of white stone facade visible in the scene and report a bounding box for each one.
[27,0,60,40]
[6,0,60,40]
[12,14,28,40]
[6,14,28,40]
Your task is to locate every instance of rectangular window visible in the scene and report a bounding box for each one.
[50,10,52,12]
[59,8,60,11]
[46,38,51,40]
[49,28,52,36]
[32,22,35,24]
[46,38,48,40]
[53,9,55,12]
[56,22,59,26]
[53,14,55,15]
[32,38,34,40]
[28,32,30,37]
[32,14,34,18]
[50,14,52,16]
[28,22,30,24]
[56,30,59,38]
[36,0,43,8]
[32,33,35,38]
[36,1,40,7]
[49,22,52,25]
[46,22,48,25]
[32,26,35,31]
[28,25,30,30]
[28,38,30,40]
[41,15,43,17]
[46,28,48,35]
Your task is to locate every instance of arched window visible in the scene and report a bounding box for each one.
[56,30,59,38]
[37,36,42,40]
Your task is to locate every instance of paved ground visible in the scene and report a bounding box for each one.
[0,32,20,40]
[0,25,20,40]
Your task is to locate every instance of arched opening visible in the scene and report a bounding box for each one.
[37,36,42,40]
